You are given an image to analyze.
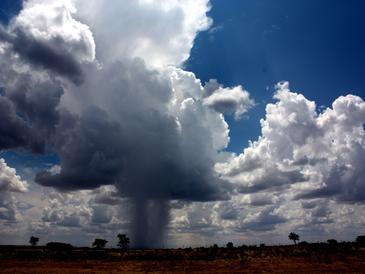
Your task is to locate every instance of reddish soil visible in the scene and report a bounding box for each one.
[1,257,365,273]
[1,245,365,273]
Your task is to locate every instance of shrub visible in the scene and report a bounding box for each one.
[288,232,300,245]
[356,235,365,245]
[92,238,108,249]
[29,236,39,247]
[46,242,74,251]
[117,234,130,250]
[327,239,338,246]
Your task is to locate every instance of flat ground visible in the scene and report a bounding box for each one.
[1,258,365,273]
[1,245,365,273]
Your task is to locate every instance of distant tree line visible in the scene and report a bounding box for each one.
[27,233,130,250]
[27,233,365,249]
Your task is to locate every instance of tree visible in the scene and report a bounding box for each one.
[46,242,74,251]
[29,236,39,247]
[327,239,338,245]
[211,244,219,250]
[117,234,130,250]
[356,235,365,245]
[92,238,108,249]
[288,232,299,245]
[226,242,234,249]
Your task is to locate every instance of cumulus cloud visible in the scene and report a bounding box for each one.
[0,158,27,193]
[236,207,286,232]
[0,0,95,84]
[1,0,364,248]
[0,193,18,221]
[0,159,27,221]
[203,79,255,120]
[41,191,91,227]
[91,205,113,224]
[73,0,211,67]
[0,0,236,247]
[219,81,365,203]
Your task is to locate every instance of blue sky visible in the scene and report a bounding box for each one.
[0,0,22,24]
[187,0,365,151]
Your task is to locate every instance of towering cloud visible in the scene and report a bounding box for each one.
[0,158,28,221]
[73,0,211,67]
[0,158,27,193]
[0,0,247,247]
[1,0,364,247]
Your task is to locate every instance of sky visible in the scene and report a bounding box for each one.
[0,0,364,248]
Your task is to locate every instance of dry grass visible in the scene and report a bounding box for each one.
[1,245,365,273]
[1,257,365,273]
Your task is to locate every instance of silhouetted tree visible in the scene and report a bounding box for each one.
[356,235,365,245]
[29,236,39,247]
[327,239,338,245]
[288,232,299,245]
[46,242,74,251]
[117,234,130,250]
[226,242,234,249]
[92,238,108,249]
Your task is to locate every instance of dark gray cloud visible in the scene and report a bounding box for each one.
[202,79,255,120]
[35,60,231,201]
[0,0,235,247]
[0,193,17,221]
[236,207,286,232]
[0,69,64,153]
[35,106,125,190]
[7,76,64,133]
[248,194,274,207]
[91,206,113,224]
[295,151,365,203]
[57,215,82,227]
[220,207,238,220]
[90,186,123,206]
[237,169,306,194]
[0,96,43,152]
[31,60,232,247]
[0,27,84,85]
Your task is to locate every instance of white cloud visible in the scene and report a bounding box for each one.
[13,0,95,63]
[73,0,212,67]
[203,80,255,120]
[0,158,28,193]
[218,81,365,203]
[0,159,28,222]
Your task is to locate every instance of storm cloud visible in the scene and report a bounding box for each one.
[0,0,238,247]
[1,0,364,248]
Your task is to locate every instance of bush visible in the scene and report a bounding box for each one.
[29,236,39,247]
[46,242,74,251]
[356,235,365,245]
[92,238,108,249]
[327,239,338,245]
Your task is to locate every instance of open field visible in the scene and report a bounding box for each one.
[1,244,365,273]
